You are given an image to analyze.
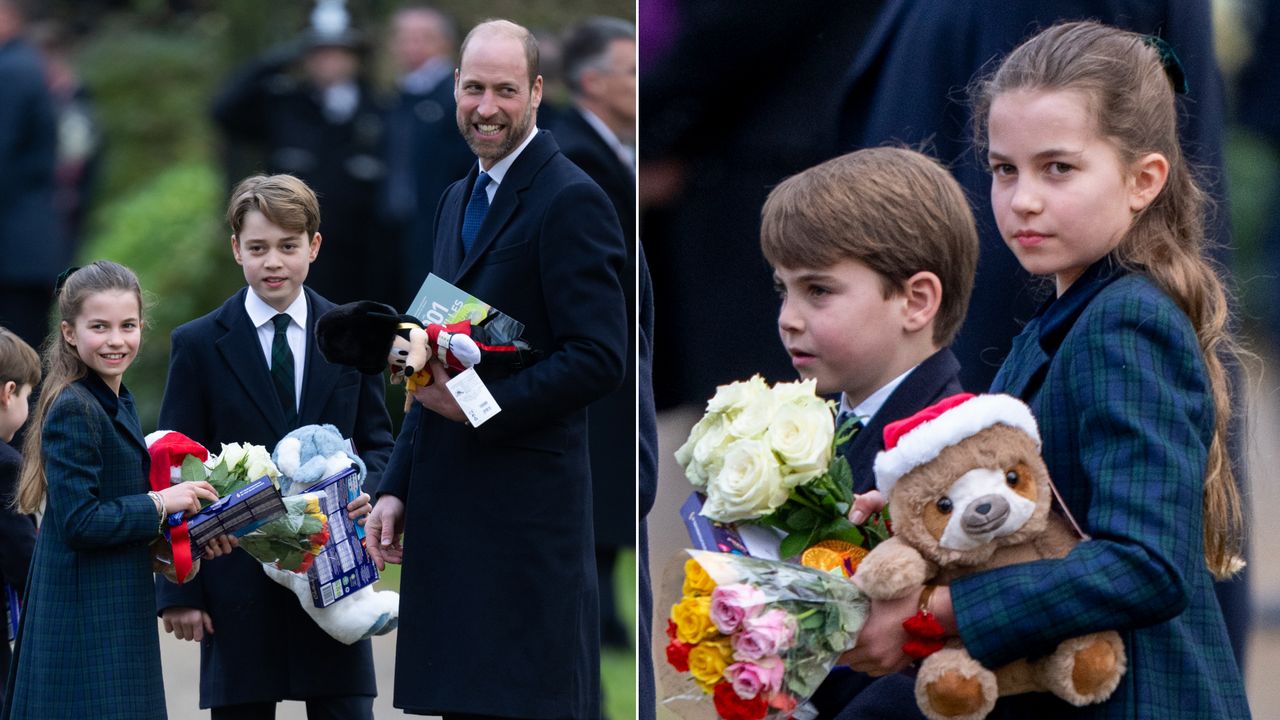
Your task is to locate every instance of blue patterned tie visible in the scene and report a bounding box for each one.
[461,172,492,253]
[270,314,298,428]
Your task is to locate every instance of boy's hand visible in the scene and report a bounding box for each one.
[346,492,372,525]
[365,495,405,570]
[838,588,918,675]
[202,534,238,559]
[849,490,886,525]
[409,360,467,423]
[162,607,214,642]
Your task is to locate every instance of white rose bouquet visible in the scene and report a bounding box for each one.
[676,376,888,562]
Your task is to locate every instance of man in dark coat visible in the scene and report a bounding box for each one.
[0,0,63,350]
[552,15,637,651]
[383,5,475,309]
[366,19,628,719]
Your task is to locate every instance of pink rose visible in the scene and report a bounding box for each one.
[723,657,785,699]
[731,609,796,660]
[710,583,767,634]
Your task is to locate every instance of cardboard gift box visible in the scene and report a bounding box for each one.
[170,476,286,559]
[302,466,379,607]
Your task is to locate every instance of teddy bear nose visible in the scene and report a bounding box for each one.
[962,494,1010,534]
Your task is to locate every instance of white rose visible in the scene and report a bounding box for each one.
[706,375,769,415]
[700,437,788,523]
[244,444,280,481]
[726,385,777,439]
[767,399,834,478]
[770,377,820,406]
[215,442,249,470]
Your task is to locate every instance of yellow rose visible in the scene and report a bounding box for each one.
[682,558,716,597]
[672,595,717,644]
[688,637,734,689]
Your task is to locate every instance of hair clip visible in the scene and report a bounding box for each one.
[1143,34,1189,96]
[53,266,81,297]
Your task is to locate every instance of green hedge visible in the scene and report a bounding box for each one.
[79,162,240,429]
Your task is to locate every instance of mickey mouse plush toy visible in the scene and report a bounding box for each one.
[315,300,539,393]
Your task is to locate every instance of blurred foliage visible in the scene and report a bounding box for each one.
[80,162,239,429]
[1225,128,1280,334]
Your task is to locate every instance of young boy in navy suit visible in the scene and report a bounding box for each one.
[759,147,979,719]
[155,174,394,720]
[0,327,38,702]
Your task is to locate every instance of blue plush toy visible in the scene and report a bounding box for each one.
[265,424,398,645]
[272,423,367,496]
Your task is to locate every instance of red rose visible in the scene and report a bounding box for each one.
[713,681,768,720]
[665,640,692,672]
[667,618,678,640]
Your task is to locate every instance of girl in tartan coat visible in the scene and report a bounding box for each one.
[843,22,1251,719]
[2,261,233,719]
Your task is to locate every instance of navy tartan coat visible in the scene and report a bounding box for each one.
[963,260,1250,718]
[3,374,166,720]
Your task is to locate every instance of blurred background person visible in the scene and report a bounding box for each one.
[31,19,101,259]
[0,0,63,351]
[553,14,637,654]
[382,3,474,309]
[211,0,391,307]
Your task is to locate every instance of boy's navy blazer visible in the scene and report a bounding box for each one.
[970,262,1249,718]
[838,347,963,495]
[381,129,628,718]
[154,286,394,708]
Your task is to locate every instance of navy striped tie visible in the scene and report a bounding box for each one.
[461,172,492,253]
[270,314,297,428]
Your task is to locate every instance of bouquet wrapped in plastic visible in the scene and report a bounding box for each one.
[146,435,331,580]
[676,376,889,570]
[659,550,869,719]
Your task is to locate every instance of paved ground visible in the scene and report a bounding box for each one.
[649,396,1280,717]
[161,628,422,719]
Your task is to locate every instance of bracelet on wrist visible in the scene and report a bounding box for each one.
[147,491,166,534]
[902,584,946,660]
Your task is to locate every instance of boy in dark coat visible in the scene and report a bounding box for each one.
[154,174,394,720]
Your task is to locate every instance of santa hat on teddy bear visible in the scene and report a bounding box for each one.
[144,430,210,492]
[873,393,1041,499]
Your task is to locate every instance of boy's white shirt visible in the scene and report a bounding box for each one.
[840,363,918,427]
[245,289,307,406]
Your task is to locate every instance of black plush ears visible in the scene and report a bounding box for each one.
[316,301,404,374]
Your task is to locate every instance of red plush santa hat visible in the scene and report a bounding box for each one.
[145,430,210,492]
[873,393,1041,498]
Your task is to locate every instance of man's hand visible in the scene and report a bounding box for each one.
[161,607,214,642]
[409,360,467,423]
[365,495,406,570]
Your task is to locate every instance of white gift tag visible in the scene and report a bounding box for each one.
[446,367,501,427]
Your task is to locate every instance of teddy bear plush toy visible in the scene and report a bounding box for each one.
[315,300,539,396]
[853,393,1125,720]
[263,424,399,645]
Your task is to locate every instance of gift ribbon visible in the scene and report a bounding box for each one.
[166,513,195,583]
[147,437,206,584]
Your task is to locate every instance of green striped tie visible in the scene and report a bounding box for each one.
[271,314,298,428]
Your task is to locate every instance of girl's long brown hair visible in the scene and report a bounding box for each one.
[17,261,144,514]
[972,22,1244,579]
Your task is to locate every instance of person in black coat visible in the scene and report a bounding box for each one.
[0,0,64,351]
[155,175,394,720]
[0,326,39,705]
[212,24,391,308]
[382,5,475,309]
[365,20,628,719]
[553,14,638,652]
